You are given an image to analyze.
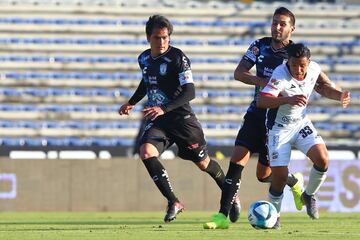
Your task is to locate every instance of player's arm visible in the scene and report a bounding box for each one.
[314,71,350,108]
[118,79,146,115]
[257,93,308,109]
[234,59,268,88]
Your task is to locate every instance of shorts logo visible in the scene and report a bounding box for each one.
[272,151,279,159]
[159,63,167,75]
[198,150,205,158]
[187,143,199,150]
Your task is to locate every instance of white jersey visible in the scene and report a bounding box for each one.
[261,61,321,129]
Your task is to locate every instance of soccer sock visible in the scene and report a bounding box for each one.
[305,165,327,195]
[219,162,244,217]
[143,156,178,203]
[268,187,283,214]
[204,159,225,189]
[286,173,297,187]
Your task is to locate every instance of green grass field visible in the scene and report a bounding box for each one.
[0,212,359,240]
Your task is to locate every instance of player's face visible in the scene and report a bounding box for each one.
[288,56,310,80]
[147,27,170,57]
[271,14,294,43]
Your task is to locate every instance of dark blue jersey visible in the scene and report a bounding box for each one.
[241,37,291,120]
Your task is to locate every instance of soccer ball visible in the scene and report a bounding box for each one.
[247,200,278,229]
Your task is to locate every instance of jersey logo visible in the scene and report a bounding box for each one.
[290,84,296,89]
[257,55,264,63]
[252,46,259,56]
[159,63,167,76]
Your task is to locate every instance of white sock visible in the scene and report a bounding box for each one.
[268,191,283,215]
[305,167,327,195]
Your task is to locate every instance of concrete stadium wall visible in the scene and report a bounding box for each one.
[0,157,268,211]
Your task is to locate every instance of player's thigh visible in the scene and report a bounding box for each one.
[294,120,327,168]
[235,114,266,155]
[173,117,208,162]
[267,128,292,167]
[140,125,171,159]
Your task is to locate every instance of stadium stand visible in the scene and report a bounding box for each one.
[0,0,358,157]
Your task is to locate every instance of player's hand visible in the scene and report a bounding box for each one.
[118,103,134,115]
[142,106,165,121]
[340,90,350,108]
[288,94,308,107]
[258,78,269,88]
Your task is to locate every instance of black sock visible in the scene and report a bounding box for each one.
[143,156,177,203]
[286,173,297,187]
[219,162,244,217]
[204,159,225,189]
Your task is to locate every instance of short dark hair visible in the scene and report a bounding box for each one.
[287,43,311,59]
[273,7,295,26]
[145,15,173,37]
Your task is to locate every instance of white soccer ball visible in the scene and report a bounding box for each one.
[247,200,278,229]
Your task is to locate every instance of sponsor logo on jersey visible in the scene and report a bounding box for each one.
[290,84,296,89]
[263,67,273,77]
[159,63,167,75]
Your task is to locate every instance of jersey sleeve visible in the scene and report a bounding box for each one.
[177,51,194,86]
[242,39,260,65]
[260,67,284,97]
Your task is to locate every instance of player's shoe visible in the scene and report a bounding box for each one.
[229,196,241,223]
[290,172,304,211]
[301,192,319,219]
[272,217,281,230]
[164,200,184,223]
[203,213,229,229]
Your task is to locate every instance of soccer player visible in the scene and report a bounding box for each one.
[204,7,302,230]
[204,7,343,230]
[118,15,239,223]
[257,43,350,227]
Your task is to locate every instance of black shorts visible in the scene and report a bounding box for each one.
[140,114,208,162]
[235,112,269,166]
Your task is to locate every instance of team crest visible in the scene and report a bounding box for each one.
[159,63,167,75]
[252,46,259,56]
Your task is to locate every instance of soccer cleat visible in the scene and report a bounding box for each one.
[229,196,241,223]
[272,217,281,230]
[164,200,184,223]
[290,172,304,211]
[301,192,319,219]
[203,213,229,229]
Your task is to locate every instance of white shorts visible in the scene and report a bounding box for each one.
[267,117,325,167]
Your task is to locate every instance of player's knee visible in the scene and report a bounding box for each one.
[315,152,329,170]
[257,174,272,183]
[196,158,209,171]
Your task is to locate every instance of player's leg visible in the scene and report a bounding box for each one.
[296,121,327,219]
[302,143,328,219]
[268,166,288,230]
[257,138,304,211]
[203,145,249,229]
[267,127,293,229]
[140,126,183,223]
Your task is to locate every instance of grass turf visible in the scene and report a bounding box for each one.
[0,212,359,240]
